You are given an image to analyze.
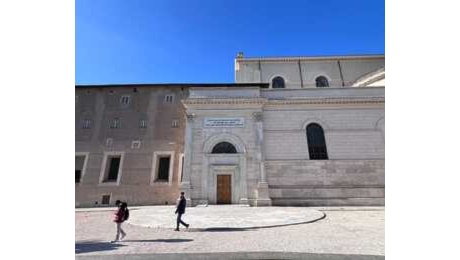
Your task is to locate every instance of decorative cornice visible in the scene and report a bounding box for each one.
[236,54,384,63]
[183,98,267,106]
[267,97,384,105]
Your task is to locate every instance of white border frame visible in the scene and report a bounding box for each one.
[99,151,125,186]
[75,152,89,185]
[150,151,175,185]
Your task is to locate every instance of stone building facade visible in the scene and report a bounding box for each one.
[76,54,384,207]
[75,85,188,207]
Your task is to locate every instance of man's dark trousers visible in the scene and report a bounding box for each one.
[177,213,188,229]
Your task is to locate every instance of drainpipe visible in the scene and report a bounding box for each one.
[298,60,304,88]
[337,60,345,87]
[259,60,262,83]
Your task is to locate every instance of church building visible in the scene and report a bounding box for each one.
[75,54,384,207]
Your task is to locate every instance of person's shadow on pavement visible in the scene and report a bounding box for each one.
[75,241,126,254]
[123,239,193,243]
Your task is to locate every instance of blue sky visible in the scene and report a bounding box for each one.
[76,0,384,84]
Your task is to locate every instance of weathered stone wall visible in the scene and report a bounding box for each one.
[265,160,384,206]
[75,86,187,207]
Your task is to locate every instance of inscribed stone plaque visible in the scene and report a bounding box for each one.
[204,118,245,128]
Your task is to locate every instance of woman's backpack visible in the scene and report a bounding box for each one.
[123,208,129,221]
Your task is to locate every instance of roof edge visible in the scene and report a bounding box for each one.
[75,83,270,89]
[236,54,385,62]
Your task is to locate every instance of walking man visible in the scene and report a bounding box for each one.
[175,192,190,231]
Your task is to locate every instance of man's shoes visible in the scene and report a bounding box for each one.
[110,240,119,243]
[174,228,180,231]
[186,224,190,229]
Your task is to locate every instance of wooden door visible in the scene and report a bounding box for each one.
[217,175,232,204]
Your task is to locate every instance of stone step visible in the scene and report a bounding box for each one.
[269,186,385,198]
[271,197,385,207]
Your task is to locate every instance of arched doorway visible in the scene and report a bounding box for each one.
[202,133,248,205]
[212,142,237,204]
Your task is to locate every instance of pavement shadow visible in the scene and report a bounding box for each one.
[123,239,193,243]
[202,227,252,232]
[75,241,126,254]
[201,212,327,232]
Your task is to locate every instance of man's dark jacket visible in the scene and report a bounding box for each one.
[175,197,186,214]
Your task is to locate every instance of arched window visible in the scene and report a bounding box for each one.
[306,123,328,160]
[212,142,237,154]
[315,76,329,87]
[272,76,285,88]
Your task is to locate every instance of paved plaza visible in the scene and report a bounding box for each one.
[75,206,384,259]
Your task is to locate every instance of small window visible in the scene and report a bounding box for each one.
[172,120,178,128]
[131,140,141,149]
[109,118,120,129]
[156,156,171,181]
[315,76,329,87]
[101,195,111,205]
[106,138,113,147]
[164,95,174,103]
[212,142,237,154]
[140,119,147,128]
[82,119,91,129]
[75,155,86,183]
[306,123,328,160]
[103,156,121,182]
[272,76,285,88]
[120,95,130,105]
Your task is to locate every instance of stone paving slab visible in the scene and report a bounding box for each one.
[127,205,325,230]
[76,251,384,260]
[76,207,384,258]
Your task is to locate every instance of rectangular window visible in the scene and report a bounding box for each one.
[109,118,120,129]
[164,94,174,103]
[75,155,87,183]
[99,152,124,185]
[172,120,178,128]
[82,119,91,129]
[151,151,174,184]
[120,95,130,105]
[106,138,113,147]
[101,194,111,205]
[157,156,170,181]
[140,119,147,128]
[131,140,141,149]
[102,156,122,182]
[107,157,121,181]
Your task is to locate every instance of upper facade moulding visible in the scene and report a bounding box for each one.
[75,83,269,89]
[351,68,385,87]
[235,54,385,63]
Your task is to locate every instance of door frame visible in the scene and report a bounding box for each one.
[209,164,238,204]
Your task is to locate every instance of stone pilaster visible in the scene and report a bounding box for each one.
[253,112,272,206]
[180,112,195,206]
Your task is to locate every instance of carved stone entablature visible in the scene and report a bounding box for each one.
[267,97,384,105]
[186,113,196,122]
[252,112,263,122]
[183,98,267,105]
